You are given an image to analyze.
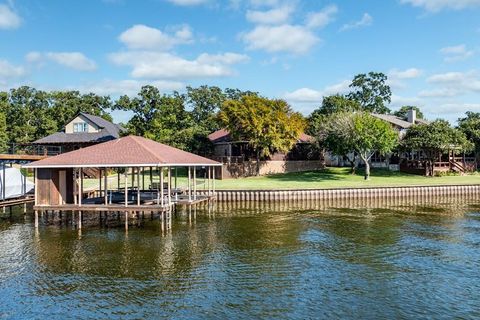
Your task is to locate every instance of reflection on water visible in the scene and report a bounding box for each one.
[1,197,480,319]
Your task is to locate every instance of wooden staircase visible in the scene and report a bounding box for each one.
[83,168,101,178]
[450,160,466,173]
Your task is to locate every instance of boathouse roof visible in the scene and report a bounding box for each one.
[24,135,221,168]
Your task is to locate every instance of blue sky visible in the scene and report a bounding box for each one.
[0,0,479,123]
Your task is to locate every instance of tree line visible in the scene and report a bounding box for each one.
[1,72,479,179]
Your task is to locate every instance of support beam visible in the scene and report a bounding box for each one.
[193,166,197,200]
[124,171,128,207]
[99,169,102,198]
[137,167,141,206]
[34,168,38,206]
[79,168,83,206]
[104,168,108,205]
[167,167,171,206]
[188,166,191,201]
[213,167,216,193]
[160,167,164,206]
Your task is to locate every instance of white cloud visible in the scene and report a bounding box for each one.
[422,70,480,97]
[246,5,293,24]
[249,0,280,7]
[109,51,249,79]
[339,13,372,31]
[27,51,97,71]
[166,0,209,6]
[387,68,422,89]
[284,87,323,103]
[0,59,25,80]
[284,80,350,103]
[401,0,480,12]
[119,24,193,50]
[0,4,21,29]
[25,51,42,63]
[440,44,474,62]
[46,52,97,71]
[305,5,338,29]
[389,68,422,79]
[242,24,319,54]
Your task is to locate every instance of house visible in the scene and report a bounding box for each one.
[207,129,322,178]
[325,109,429,169]
[371,109,428,135]
[31,112,126,155]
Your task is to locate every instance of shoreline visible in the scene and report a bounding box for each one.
[210,184,480,202]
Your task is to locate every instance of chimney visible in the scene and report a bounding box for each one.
[407,108,416,124]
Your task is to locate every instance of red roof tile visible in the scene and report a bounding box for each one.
[25,135,221,168]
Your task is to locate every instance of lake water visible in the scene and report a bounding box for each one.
[1,199,480,319]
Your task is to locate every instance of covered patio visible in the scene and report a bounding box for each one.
[24,136,222,228]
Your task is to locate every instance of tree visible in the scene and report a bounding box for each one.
[49,91,112,128]
[347,72,392,114]
[186,85,225,133]
[219,95,305,175]
[0,112,7,152]
[320,112,358,174]
[402,120,473,176]
[6,86,55,144]
[458,111,480,157]
[351,113,398,180]
[394,106,424,121]
[307,95,360,135]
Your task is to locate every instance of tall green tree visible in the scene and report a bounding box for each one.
[402,120,473,176]
[219,95,305,175]
[115,85,202,151]
[394,106,424,121]
[186,85,225,133]
[320,112,358,174]
[6,86,55,144]
[49,91,112,128]
[0,111,7,152]
[347,72,392,114]
[307,95,360,134]
[458,111,480,157]
[351,112,398,180]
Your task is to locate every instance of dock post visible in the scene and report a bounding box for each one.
[137,167,141,206]
[125,211,128,230]
[188,166,191,201]
[193,166,197,200]
[167,167,171,207]
[104,168,108,205]
[34,210,38,228]
[160,167,164,206]
[78,211,82,229]
[23,202,27,214]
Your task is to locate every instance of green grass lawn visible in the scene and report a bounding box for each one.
[86,167,480,191]
[212,167,480,190]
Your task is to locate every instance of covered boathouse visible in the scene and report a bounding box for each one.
[23,135,222,229]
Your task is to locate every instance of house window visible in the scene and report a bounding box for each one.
[73,122,89,133]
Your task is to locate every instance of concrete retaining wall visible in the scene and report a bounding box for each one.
[210,185,480,202]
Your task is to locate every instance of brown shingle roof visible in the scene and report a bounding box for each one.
[32,112,126,145]
[208,129,313,143]
[25,135,221,168]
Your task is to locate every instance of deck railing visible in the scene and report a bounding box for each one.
[6,144,63,156]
